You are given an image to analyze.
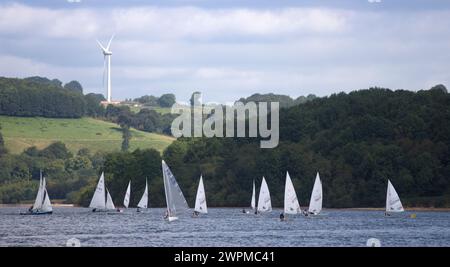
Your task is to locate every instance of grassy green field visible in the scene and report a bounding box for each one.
[0,116,175,154]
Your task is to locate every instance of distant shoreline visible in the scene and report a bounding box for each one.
[1,204,449,211]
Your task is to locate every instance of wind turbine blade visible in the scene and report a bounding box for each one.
[106,34,115,50]
[96,39,107,53]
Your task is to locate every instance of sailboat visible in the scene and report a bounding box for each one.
[162,160,190,222]
[123,180,131,209]
[306,172,322,216]
[106,188,116,210]
[137,179,148,212]
[385,179,404,216]
[193,175,207,216]
[257,177,272,213]
[21,171,52,215]
[284,172,301,216]
[250,179,256,213]
[89,172,118,212]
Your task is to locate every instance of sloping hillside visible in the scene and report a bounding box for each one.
[0,116,174,154]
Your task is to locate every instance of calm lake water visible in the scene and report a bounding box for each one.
[0,207,449,247]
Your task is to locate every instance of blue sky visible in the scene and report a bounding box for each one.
[1,0,450,103]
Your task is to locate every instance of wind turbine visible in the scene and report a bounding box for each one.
[97,35,114,103]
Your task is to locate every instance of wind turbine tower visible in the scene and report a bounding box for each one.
[97,35,114,103]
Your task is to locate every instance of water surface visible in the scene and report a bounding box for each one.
[0,207,448,247]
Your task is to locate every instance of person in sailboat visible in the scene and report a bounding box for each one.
[192,211,199,217]
[163,209,169,219]
[302,209,309,217]
[279,213,285,221]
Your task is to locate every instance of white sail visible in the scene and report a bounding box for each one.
[41,189,53,213]
[123,181,131,208]
[257,177,272,213]
[251,180,256,210]
[386,180,404,213]
[194,175,207,214]
[284,172,301,214]
[137,179,148,209]
[308,172,323,215]
[162,160,189,220]
[32,173,44,210]
[106,189,116,210]
[40,177,52,212]
[89,172,106,209]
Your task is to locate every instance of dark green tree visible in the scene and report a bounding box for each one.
[64,80,83,94]
[158,93,176,107]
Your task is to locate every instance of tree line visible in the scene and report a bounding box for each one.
[0,77,87,118]
[0,138,104,204]
[0,82,448,208]
[133,93,176,107]
[0,76,175,135]
[78,85,449,208]
[156,85,450,208]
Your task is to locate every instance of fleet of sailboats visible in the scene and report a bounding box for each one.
[22,163,407,220]
[120,179,149,212]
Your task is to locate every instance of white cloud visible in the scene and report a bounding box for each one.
[0,4,349,40]
[0,3,98,39]
[0,3,449,102]
[112,7,349,39]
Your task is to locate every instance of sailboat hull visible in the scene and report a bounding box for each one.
[168,216,178,222]
[20,211,53,215]
[91,209,108,213]
[384,211,405,217]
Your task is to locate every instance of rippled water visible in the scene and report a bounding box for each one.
[0,207,449,247]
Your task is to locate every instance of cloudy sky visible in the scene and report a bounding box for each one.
[0,0,449,103]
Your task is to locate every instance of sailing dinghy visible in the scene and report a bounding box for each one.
[162,160,190,222]
[385,179,404,216]
[193,175,207,216]
[256,177,272,214]
[123,180,131,209]
[137,179,148,212]
[242,180,256,214]
[21,171,52,215]
[284,172,301,218]
[306,172,322,216]
[89,172,119,213]
[250,179,256,214]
